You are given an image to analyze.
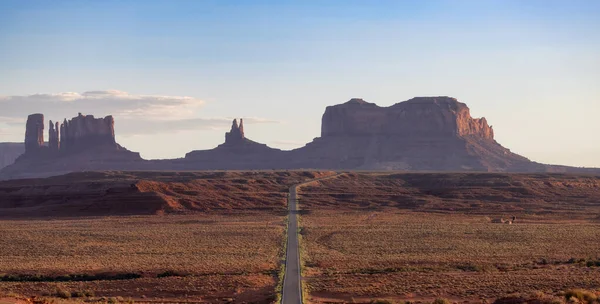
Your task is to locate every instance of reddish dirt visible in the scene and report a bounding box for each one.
[0,170,334,217]
[300,172,600,219]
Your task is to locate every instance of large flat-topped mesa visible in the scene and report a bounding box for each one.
[321,96,494,139]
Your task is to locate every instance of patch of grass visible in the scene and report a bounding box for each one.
[301,210,600,299]
[565,289,598,304]
[53,287,70,299]
[274,215,289,304]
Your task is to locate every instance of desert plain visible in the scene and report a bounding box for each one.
[0,171,599,304]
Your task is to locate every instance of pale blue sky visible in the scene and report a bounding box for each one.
[0,0,598,166]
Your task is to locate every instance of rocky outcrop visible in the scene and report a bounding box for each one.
[298,97,528,171]
[225,118,245,144]
[24,114,45,154]
[184,118,282,168]
[49,120,60,151]
[0,113,142,180]
[61,113,117,152]
[321,97,494,139]
[2,97,599,179]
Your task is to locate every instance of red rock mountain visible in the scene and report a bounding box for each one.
[0,113,142,179]
[1,97,598,179]
[183,118,281,169]
[321,97,494,139]
[292,97,547,171]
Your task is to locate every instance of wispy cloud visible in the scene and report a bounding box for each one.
[118,117,280,135]
[0,90,204,121]
[0,90,280,137]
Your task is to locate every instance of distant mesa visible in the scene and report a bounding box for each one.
[1,96,599,179]
[21,112,133,157]
[321,96,494,139]
[0,113,142,180]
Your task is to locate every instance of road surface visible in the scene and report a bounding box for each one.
[281,184,303,304]
[281,174,340,304]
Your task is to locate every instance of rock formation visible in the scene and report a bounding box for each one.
[184,118,282,168]
[2,97,600,179]
[61,113,117,153]
[24,114,44,154]
[49,120,60,151]
[296,97,528,171]
[225,118,245,144]
[0,113,142,180]
[321,97,494,139]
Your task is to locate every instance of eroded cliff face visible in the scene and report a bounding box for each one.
[61,113,117,152]
[1,113,142,180]
[300,97,533,171]
[321,97,494,139]
[225,118,245,144]
[24,114,45,153]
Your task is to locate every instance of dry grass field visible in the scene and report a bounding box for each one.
[0,214,285,303]
[298,173,600,303]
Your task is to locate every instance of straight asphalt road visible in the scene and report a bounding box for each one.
[281,174,341,304]
[281,184,302,304]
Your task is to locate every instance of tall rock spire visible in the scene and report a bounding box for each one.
[225,118,245,144]
[239,118,245,138]
[24,114,44,154]
[48,120,59,151]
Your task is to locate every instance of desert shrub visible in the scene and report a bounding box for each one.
[31,297,56,304]
[71,290,94,298]
[456,263,484,272]
[493,294,562,304]
[494,297,524,304]
[432,298,451,304]
[54,287,71,299]
[370,300,393,304]
[157,270,185,278]
[565,289,597,304]
[71,291,85,298]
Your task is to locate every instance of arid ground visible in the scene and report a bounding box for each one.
[0,214,284,303]
[1,171,599,304]
[0,171,333,303]
[298,173,600,303]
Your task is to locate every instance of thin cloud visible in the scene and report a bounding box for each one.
[0,90,280,137]
[117,117,281,135]
[0,90,204,121]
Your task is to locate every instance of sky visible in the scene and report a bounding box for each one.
[0,0,598,166]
